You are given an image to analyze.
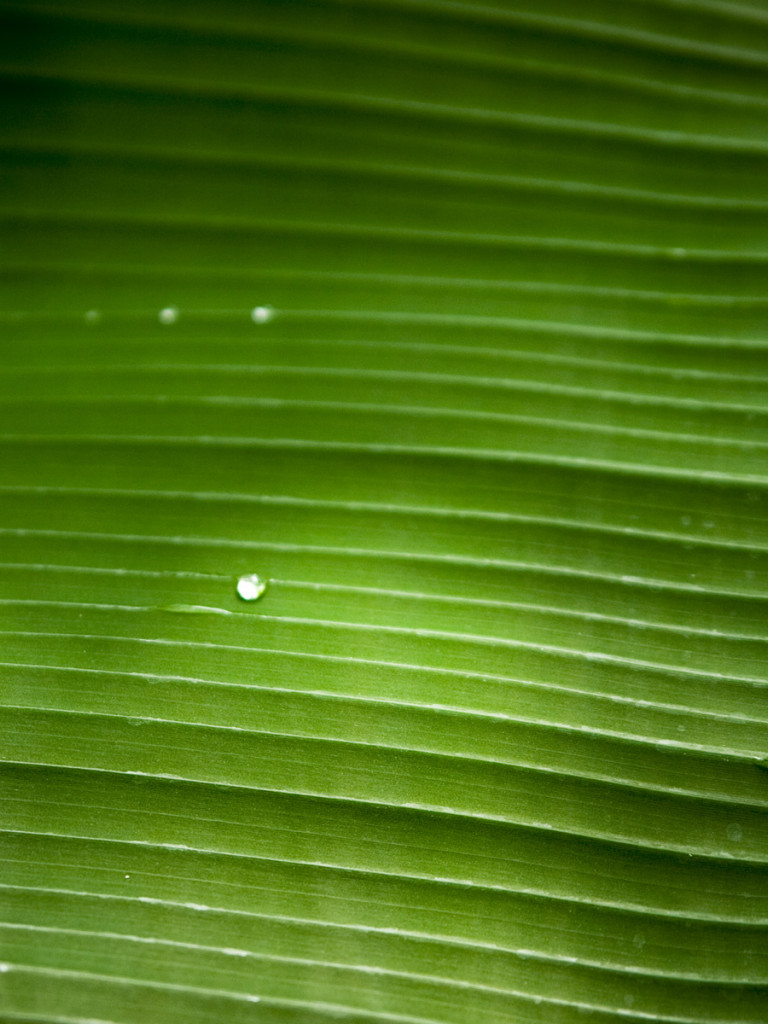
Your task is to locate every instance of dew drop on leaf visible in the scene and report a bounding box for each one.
[236,573,268,602]
[159,306,179,324]
[251,305,274,323]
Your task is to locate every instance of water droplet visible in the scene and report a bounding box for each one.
[251,305,274,324]
[727,823,743,843]
[0,964,10,974]
[125,874,131,879]
[236,573,268,602]
[159,306,179,325]
[680,515,692,527]
[84,309,101,324]
[632,933,645,949]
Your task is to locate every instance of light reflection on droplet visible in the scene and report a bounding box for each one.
[236,573,268,602]
[251,305,274,324]
[159,306,179,324]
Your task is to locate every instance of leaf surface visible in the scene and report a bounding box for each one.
[1,2,767,1021]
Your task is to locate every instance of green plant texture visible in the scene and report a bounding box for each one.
[1,1,767,1021]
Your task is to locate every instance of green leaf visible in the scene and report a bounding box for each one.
[1,1,767,1021]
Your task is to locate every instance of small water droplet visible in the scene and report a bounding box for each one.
[159,306,179,325]
[0,964,10,973]
[676,724,686,733]
[680,515,692,527]
[236,573,268,602]
[624,993,635,1007]
[84,309,101,324]
[632,933,645,949]
[125,874,131,879]
[727,823,743,843]
[251,305,274,324]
